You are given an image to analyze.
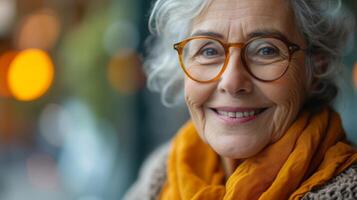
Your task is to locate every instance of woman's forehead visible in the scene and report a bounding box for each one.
[191,0,296,41]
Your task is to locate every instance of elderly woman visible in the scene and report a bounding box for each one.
[124,0,357,199]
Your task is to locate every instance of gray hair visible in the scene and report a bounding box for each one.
[144,0,355,108]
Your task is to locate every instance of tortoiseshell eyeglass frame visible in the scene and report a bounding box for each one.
[173,35,302,83]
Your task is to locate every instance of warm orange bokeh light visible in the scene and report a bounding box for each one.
[107,50,145,95]
[16,8,61,50]
[7,49,54,101]
[0,51,18,98]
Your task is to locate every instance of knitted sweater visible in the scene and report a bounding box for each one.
[123,143,357,200]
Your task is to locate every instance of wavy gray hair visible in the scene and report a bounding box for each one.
[144,0,355,108]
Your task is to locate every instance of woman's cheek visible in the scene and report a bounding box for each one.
[270,63,308,142]
[184,79,216,142]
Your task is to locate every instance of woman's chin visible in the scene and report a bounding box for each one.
[205,133,269,159]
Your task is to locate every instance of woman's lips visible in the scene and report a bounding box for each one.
[210,107,268,125]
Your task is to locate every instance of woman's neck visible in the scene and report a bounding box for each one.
[221,157,241,178]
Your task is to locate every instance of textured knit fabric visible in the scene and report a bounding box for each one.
[302,165,357,200]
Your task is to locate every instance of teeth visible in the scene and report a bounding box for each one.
[236,112,243,118]
[217,110,260,118]
[243,112,249,117]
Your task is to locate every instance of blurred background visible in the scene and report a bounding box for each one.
[0,0,356,199]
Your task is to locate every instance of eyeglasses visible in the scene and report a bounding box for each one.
[173,35,302,83]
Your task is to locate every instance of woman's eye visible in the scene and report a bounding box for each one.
[200,48,219,57]
[257,46,279,56]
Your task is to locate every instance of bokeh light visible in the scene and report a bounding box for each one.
[15,8,61,50]
[107,49,145,95]
[39,103,70,147]
[0,51,17,98]
[7,49,54,101]
[58,99,118,196]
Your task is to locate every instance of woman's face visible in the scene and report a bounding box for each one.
[185,0,309,159]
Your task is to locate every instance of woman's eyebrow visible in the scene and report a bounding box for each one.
[247,29,288,40]
[190,29,289,41]
[190,30,225,39]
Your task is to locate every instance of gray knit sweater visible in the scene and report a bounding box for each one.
[123,143,357,200]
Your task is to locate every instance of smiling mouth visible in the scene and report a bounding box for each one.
[210,107,268,119]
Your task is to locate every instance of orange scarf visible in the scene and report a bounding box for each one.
[159,108,357,200]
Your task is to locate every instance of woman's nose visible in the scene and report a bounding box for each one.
[217,50,254,96]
